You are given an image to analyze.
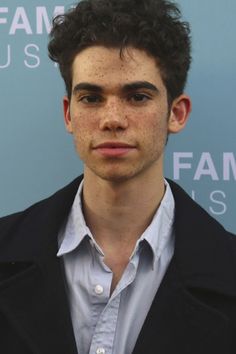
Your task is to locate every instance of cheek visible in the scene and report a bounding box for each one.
[70,113,91,151]
[71,110,96,136]
[135,111,168,141]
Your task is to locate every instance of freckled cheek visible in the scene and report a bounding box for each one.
[70,112,97,154]
[135,111,167,131]
[136,114,168,147]
[71,111,97,133]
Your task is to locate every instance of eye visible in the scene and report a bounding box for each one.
[79,95,102,104]
[129,93,151,103]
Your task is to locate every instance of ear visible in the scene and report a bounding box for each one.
[168,94,191,134]
[63,96,73,133]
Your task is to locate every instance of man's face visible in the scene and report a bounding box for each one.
[64,46,189,183]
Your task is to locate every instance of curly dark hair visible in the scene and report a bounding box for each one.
[48,0,191,103]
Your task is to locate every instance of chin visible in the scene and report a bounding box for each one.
[89,165,145,184]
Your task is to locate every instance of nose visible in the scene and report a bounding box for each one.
[99,99,128,132]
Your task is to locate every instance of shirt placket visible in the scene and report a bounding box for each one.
[89,248,140,354]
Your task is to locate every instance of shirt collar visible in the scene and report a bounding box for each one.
[57,179,175,265]
[57,180,90,256]
[137,179,175,268]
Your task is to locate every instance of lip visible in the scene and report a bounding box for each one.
[93,142,136,157]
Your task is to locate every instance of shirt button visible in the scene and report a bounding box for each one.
[94,284,104,295]
[96,348,105,354]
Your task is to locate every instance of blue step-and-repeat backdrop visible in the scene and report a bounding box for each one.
[0,0,235,232]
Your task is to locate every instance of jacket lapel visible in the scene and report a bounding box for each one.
[133,180,236,354]
[133,257,230,354]
[0,177,82,354]
[0,257,77,354]
[170,179,236,296]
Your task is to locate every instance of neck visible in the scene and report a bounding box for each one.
[82,167,165,248]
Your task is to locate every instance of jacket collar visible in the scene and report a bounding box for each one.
[168,179,236,296]
[0,178,83,354]
[0,176,83,264]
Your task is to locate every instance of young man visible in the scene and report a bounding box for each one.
[0,1,235,353]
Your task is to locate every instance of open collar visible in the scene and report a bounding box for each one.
[1,176,234,295]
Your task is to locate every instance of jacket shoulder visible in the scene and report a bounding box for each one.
[0,177,82,259]
[0,206,39,240]
[168,179,235,236]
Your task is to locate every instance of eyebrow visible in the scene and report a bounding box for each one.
[73,83,103,95]
[72,81,159,95]
[122,81,159,93]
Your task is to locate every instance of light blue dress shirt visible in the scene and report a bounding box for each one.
[57,180,175,354]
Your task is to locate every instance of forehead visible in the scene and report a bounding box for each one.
[71,46,165,89]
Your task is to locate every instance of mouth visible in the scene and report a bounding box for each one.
[92,142,136,157]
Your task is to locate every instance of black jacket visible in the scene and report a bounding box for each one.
[0,176,235,354]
